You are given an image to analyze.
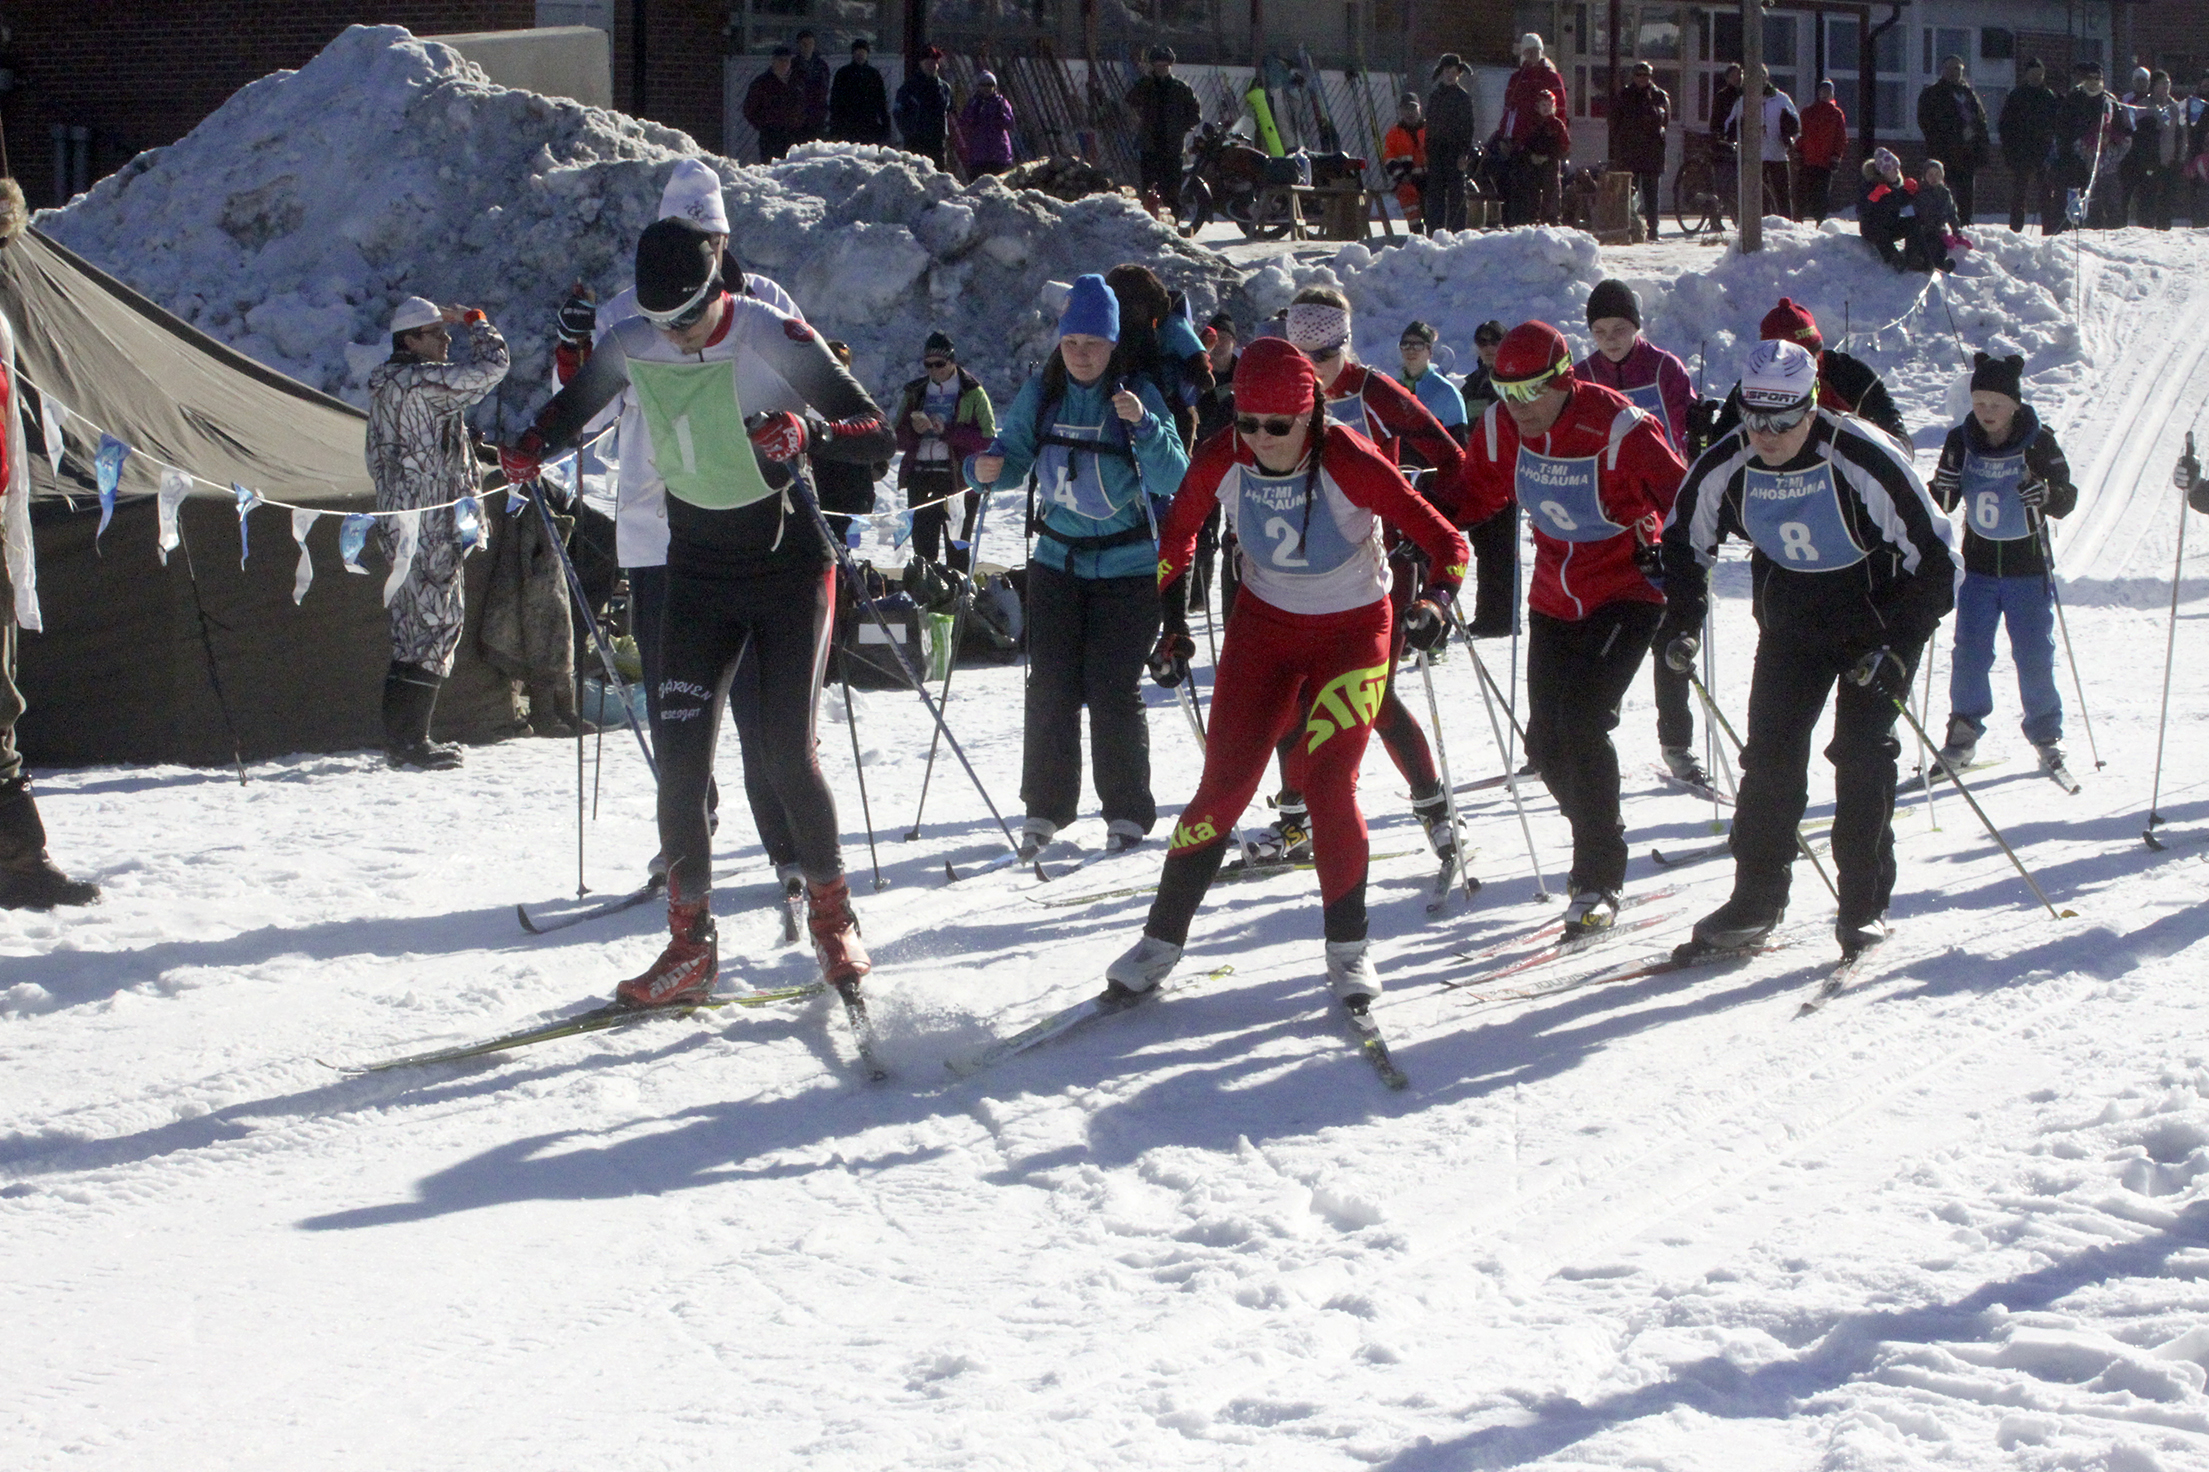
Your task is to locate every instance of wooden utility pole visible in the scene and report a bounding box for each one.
[1739,0,1763,252]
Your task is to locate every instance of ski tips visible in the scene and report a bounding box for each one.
[515,903,540,934]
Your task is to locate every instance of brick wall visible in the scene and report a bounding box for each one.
[2131,0,2209,79]
[607,0,727,151]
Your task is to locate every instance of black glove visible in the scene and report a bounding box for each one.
[1633,537,1664,581]
[1848,645,1912,702]
[556,282,596,345]
[1148,630,1196,688]
[1685,397,1723,456]
[2015,477,2049,508]
[2175,442,2200,494]
[1662,629,1700,674]
[1401,598,1450,654]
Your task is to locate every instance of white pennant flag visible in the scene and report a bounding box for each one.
[39,394,64,477]
[155,467,191,565]
[382,509,420,607]
[290,508,320,604]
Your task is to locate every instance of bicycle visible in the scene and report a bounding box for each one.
[1672,134,1738,236]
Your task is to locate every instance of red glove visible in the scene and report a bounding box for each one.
[499,428,546,485]
[748,410,808,462]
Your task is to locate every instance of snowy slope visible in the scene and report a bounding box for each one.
[8,190,2209,1472]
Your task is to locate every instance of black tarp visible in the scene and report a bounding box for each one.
[1,229,525,765]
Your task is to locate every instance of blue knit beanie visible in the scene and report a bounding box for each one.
[1058,274,1121,342]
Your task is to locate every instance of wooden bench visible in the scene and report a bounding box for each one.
[1252,180,1379,242]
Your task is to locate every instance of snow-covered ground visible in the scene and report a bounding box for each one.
[11,32,2209,1469]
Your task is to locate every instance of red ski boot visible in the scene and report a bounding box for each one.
[806,876,871,988]
[614,883,718,1009]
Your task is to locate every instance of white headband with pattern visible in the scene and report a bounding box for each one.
[1285,302,1352,353]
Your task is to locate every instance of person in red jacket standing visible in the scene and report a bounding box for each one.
[1106,339,1470,1009]
[1497,34,1571,226]
[1797,79,1849,222]
[1453,322,1687,938]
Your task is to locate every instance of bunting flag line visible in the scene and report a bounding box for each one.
[93,434,130,547]
[339,513,373,574]
[39,394,64,477]
[232,483,261,568]
[454,494,483,555]
[893,508,915,549]
[382,509,419,607]
[155,467,190,566]
[290,508,319,604]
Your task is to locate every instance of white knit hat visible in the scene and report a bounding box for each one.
[1741,339,1818,409]
[389,296,441,334]
[659,158,730,234]
[1519,33,1546,55]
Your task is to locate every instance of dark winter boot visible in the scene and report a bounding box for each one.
[527,678,599,740]
[383,662,463,770]
[1836,913,1891,961]
[614,881,718,1009]
[1676,891,1785,962]
[0,777,101,910]
[807,875,872,988]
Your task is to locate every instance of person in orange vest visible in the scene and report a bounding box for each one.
[1383,93,1430,232]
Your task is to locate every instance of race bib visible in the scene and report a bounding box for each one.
[1740,461,1868,570]
[1623,381,1672,442]
[1229,465,1364,576]
[1035,420,1135,521]
[1514,447,1625,543]
[628,359,779,511]
[1959,447,2033,542]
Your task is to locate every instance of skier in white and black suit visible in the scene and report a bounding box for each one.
[1658,340,1957,961]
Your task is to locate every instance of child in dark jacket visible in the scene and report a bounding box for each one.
[1915,160,1963,270]
[1524,92,1573,223]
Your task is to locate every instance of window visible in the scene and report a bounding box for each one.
[1982,28,2014,62]
[1638,7,1683,63]
[1926,26,1971,76]
[1827,16,1860,74]
[1765,14,1798,69]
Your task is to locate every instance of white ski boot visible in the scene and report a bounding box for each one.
[1106,935,1182,996]
[1325,939,1379,1006]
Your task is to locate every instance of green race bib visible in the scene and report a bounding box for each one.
[628,359,779,510]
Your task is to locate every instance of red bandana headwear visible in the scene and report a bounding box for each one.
[1233,337,1321,418]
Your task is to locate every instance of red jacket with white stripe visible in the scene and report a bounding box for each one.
[1324,363,1465,499]
[1454,379,1687,622]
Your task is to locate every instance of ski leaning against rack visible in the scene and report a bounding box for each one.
[517,877,664,935]
[333,982,831,1073]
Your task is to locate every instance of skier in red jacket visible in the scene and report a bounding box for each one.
[1452,322,1687,937]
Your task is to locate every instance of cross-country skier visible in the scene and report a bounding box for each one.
[1108,339,1470,1004]
[966,275,1188,861]
[1925,351,2078,784]
[1237,289,1471,878]
[503,217,895,1008]
[1454,321,1686,937]
[1659,339,1956,962]
[1711,297,1909,448]
[552,158,812,897]
[1575,278,1706,789]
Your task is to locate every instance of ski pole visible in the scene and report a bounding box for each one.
[2144,431,2196,849]
[838,662,885,891]
[1446,601,1552,902]
[2036,518,2103,770]
[1683,668,1840,903]
[1416,646,1479,904]
[904,485,998,839]
[522,477,657,781]
[1915,631,1942,830]
[1889,695,2075,918]
[575,661,587,899]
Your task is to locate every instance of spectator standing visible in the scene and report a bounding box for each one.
[1917,55,1991,222]
[2053,62,2132,231]
[743,47,808,163]
[1709,62,1745,155]
[790,29,833,143]
[1456,320,1519,638]
[1916,159,1962,269]
[1497,34,1569,226]
[1425,53,1478,233]
[1127,46,1203,214]
[895,46,955,171]
[2129,71,2184,229]
[1726,67,1800,219]
[895,331,996,570]
[829,38,893,143]
[368,296,510,769]
[1796,79,1848,223]
[1383,93,1430,232]
[2000,58,2062,233]
[1524,91,1572,224]
[2181,74,2209,226]
[958,72,1017,177]
[1609,61,1671,240]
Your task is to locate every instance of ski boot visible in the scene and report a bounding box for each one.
[615,882,718,1009]
[1325,938,1379,1007]
[776,861,806,943]
[806,876,872,989]
[1105,934,1182,1000]
[1673,893,1784,964]
[1561,888,1621,942]
[1243,799,1312,867]
[2035,742,2078,791]
[1016,818,1057,863]
[1104,819,1144,854]
[1411,789,1457,867]
[1935,716,1978,773]
[0,777,101,910]
[1836,913,1891,962]
[1660,745,1711,788]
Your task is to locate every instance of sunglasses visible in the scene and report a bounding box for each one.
[1493,366,1564,403]
[1307,343,1345,362]
[1236,414,1299,437]
[640,292,717,333]
[1742,400,1814,435]
[923,358,951,369]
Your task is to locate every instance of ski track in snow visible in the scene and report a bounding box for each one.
[8,218,2209,1472]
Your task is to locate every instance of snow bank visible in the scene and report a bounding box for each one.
[40,25,1230,434]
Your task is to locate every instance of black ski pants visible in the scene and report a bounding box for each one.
[655,565,840,898]
[1728,627,1922,927]
[1021,561,1159,832]
[1525,600,1661,893]
[1428,146,1470,232]
[1464,502,1521,638]
[630,564,798,869]
[906,463,976,570]
[1651,634,1694,749]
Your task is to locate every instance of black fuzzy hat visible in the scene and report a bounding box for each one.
[1585,278,1641,328]
[924,330,955,358]
[635,217,721,316]
[1969,351,2025,401]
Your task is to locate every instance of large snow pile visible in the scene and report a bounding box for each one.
[40,25,1229,433]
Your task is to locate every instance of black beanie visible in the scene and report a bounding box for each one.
[1969,351,2025,401]
[635,217,721,315]
[1586,278,1641,328]
[924,330,955,358]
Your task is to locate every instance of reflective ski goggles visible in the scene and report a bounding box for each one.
[1493,364,1566,403]
[1741,396,1815,435]
[637,276,721,332]
[1305,340,1347,362]
[1236,414,1300,438]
